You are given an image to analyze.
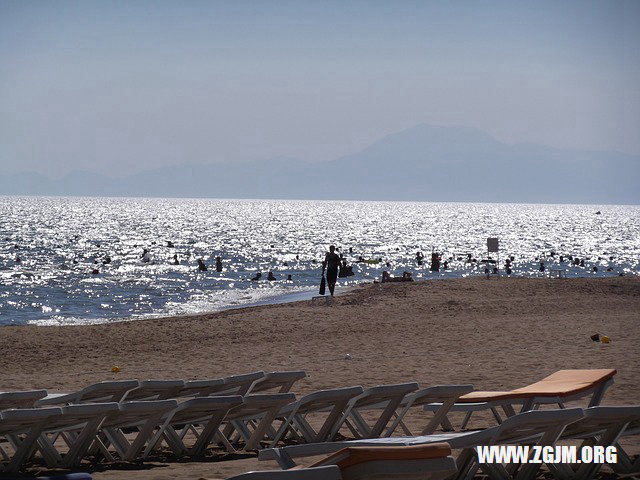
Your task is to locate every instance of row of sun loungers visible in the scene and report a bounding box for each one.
[0,368,637,479]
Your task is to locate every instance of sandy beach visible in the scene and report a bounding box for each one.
[2,276,639,479]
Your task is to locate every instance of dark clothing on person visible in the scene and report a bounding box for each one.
[325,251,340,271]
[326,267,338,287]
[324,249,341,296]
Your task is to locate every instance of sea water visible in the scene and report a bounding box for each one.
[1,196,638,326]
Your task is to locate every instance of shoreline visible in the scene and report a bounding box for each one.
[22,284,358,327]
[15,272,637,328]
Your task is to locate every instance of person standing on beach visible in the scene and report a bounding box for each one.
[323,245,341,296]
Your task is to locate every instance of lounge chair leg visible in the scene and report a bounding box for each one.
[214,430,236,453]
[5,424,47,473]
[492,407,504,423]
[245,408,282,451]
[349,410,372,438]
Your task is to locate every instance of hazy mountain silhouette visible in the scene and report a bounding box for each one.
[2,124,638,204]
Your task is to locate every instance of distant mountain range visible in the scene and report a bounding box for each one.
[2,124,639,204]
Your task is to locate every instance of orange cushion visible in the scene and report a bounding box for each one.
[458,369,616,403]
[311,443,451,469]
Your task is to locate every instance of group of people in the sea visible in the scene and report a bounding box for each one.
[6,238,624,283]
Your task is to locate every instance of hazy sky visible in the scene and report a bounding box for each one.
[1,1,639,178]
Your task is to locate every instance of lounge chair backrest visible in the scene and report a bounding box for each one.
[351,382,419,408]
[101,400,178,428]
[296,387,364,414]
[247,371,307,394]
[225,393,296,421]
[178,378,226,397]
[490,407,584,445]
[121,380,185,401]
[0,390,48,410]
[410,385,475,406]
[76,380,141,403]
[201,371,266,396]
[42,403,120,431]
[220,371,266,396]
[0,407,62,433]
[562,405,640,438]
[34,380,140,406]
[169,396,244,424]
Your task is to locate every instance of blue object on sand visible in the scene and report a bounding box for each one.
[36,474,92,480]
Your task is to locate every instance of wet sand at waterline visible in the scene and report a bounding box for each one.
[2,276,639,479]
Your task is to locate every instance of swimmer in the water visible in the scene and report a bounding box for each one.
[267,271,276,281]
[251,272,262,281]
[172,254,179,265]
[215,256,223,272]
[197,259,208,272]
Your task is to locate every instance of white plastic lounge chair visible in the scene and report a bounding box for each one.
[326,382,419,441]
[219,393,297,451]
[246,371,307,395]
[270,386,364,446]
[35,402,120,468]
[383,384,473,436]
[554,405,640,480]
[425,369,616,429]
[0,407,62,473]
[143,395,243,458]
[0,390,48,410]
[35,380,139,406]
[92,400,178,462]
[120,379,185,401]
[260,408,584,480]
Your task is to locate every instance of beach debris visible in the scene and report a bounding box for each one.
[601,336,610,344]
[590,334,600,342]
[111,365,121,373]
[344,353,352,360]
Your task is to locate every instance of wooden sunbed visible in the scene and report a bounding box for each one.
[425,368,616,429]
